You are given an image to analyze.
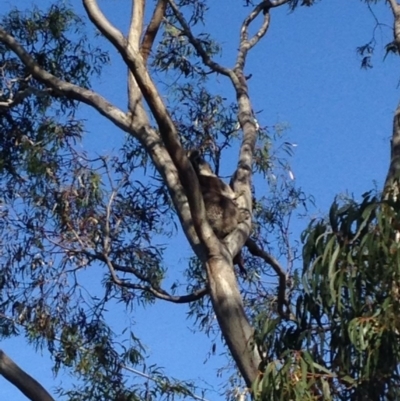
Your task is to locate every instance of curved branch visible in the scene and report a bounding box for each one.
[245,238,291,318]
[167,0,234,79]
[121,284,208,304]
[102,251,208,303]
[0,350,55,401]
[82,0,126,49]
[235,2,272,72]
[0,26,130,133]
[0,86,53,110]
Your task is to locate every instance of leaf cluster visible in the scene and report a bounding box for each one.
[254,191,400,400]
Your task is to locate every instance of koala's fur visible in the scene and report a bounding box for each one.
[188,150,246,238]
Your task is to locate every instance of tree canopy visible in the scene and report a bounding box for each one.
[0,1,400,400]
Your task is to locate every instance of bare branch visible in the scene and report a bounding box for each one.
[0,86,53,109]
[141,0,168,64]
[120,283,208,304]
[82,0,126,49]
[0,350,55,401]
[0,26,130,133]
[235,2,273,72]
[128,0,145,50]
[102,251,208,303]
[245,238,291,318]
[386,0,400,53]
[167,0,234,78]
[122,365,211,401]
[126,0,146,112]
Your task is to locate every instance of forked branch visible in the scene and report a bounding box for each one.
[83,0,212,248]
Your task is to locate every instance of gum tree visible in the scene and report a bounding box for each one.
[2,0,400,400]
[0,0,301,399]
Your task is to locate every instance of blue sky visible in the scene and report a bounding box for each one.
[1,0,398,400]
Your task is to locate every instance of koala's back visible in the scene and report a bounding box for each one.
[199,177,241,238]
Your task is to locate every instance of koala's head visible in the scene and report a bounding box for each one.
[187,149,214,176]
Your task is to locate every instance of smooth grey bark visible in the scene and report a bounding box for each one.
[0,349,55,401]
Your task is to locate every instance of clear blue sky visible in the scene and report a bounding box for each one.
[1,0,397,400]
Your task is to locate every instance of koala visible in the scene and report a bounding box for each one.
[188,150,246,238]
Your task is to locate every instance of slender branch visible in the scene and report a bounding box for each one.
[118,283,208,304]
[245,238,290,318]
[167,0,235,79]
[0,350,55,401]
[128,0,145,50]
[102,251,208,303]
[82,0,126,49]
[44,229,205,303]
[0,86,53,109]
[0,26,130,133]
[126,0,145,112]
[141,0,168,63]
[235,2,274,72]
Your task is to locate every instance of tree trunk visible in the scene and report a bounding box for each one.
[206,256,260,387]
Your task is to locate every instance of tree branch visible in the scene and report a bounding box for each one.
[82,0,126,49]
[0,349,55,401]
[128,0,145,51]
[384,103,400,193]
[388,0,400,14]
[386,0,400,54]
[167,0,235,79]
[102,251,208,303]
[245,238,291,318]
[141,0,168,64]
[0,26,130,133]
[84,0,212,251]
[235,2,273,73]
[0,86,53,110]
